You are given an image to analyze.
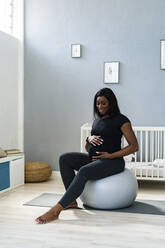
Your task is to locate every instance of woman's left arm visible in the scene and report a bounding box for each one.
[92,122,138,160]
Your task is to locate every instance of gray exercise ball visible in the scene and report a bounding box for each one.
[80,168,138,209]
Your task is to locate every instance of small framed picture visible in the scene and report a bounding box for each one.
[71,44,81,58]
[104,61,119,83]
[160,40,165,69]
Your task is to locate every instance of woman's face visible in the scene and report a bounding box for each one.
[96,96,110,116]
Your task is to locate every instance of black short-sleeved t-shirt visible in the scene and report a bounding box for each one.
[88,113,131,159]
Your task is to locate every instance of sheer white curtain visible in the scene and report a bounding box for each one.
[0,0,14,35]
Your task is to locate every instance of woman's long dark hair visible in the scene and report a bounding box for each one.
[93,88,121,119]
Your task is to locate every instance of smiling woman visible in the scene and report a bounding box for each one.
[35,87,138,224]
[86,88,138,160]
[96,96,110,117]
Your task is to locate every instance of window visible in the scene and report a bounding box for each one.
[0,0,24,39]
[0,0,14,35]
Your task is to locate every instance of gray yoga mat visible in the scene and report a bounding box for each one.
[24,193,83,209]
[23,193,165,216]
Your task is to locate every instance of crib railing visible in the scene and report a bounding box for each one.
[131,127,165,163]
[81,123,165,181]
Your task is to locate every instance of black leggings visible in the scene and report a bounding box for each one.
[58,152,125,208]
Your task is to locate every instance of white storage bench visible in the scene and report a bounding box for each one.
[81,123,165,181]
[0,154,25,194]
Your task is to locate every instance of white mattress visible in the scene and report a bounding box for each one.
[125,162,165,178]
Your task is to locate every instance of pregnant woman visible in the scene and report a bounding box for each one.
[35,87,138,224]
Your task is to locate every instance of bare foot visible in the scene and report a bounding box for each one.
[35,203,63,224]
[64,201,78,210]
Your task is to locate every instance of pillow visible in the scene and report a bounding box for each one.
[153,159,165,167]
[0,147,7,158]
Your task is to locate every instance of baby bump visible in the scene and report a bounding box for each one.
[88,143,106,158]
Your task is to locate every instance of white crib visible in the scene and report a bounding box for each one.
[81,123,165,181]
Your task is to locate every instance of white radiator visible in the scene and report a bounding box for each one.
[81,123,165,181]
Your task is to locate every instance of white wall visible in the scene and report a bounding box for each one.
[0,31,20,150]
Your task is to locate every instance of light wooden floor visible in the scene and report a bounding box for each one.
[0,172,165,248]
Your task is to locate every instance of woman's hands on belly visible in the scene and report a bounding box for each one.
[92,152,112,161]
[88,136,113,160]
[88,143,109,160]
[88,135,103,146]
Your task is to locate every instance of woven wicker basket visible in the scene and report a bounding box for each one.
[25,161,52,183]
